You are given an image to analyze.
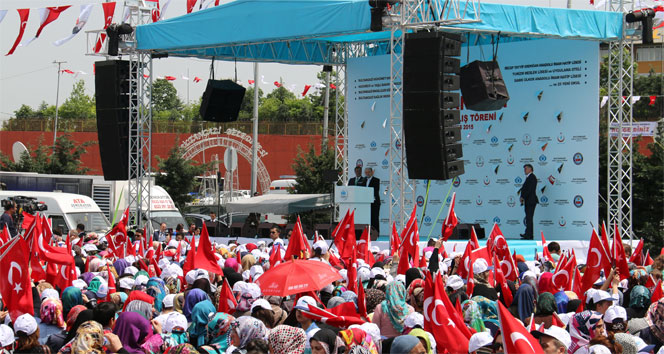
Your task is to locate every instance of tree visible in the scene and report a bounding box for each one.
[237,87,264,120]
[58,80,96,120]
[152,78,183,113]
[155,146,207,210]
[0,135,92,174]
[13,105,36,119]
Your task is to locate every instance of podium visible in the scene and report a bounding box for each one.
[335,186,374,225]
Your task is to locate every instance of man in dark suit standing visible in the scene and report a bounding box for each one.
[364,167,380,234]
[348,166,365,186]
[519,164,538,240]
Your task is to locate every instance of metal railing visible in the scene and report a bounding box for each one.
[2,119,330,135]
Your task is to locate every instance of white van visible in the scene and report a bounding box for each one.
[145,185,187,230]
[0,191,111,234]
[268,178,297,194]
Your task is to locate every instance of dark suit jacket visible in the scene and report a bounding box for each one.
[365,176,381,206]
[520,173,538,205]
[348,176,365,186]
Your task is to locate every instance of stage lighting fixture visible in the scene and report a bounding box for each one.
[625,8,656,44]
[106,23,134,56]
[368,0,399,32]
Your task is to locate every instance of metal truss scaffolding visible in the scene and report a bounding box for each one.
[387,0,480,230]
[607,0,634,240]
[335,65,348,187]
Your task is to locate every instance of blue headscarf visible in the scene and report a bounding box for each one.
[188,300,216,347]
[380,281,409,333]
[62,286,83,318]
[184,288,210,321]
[513,283,536,322]
[341,290,358,305]
[473,295,499,326]
[146,277,167,312]
[554,291,569,314]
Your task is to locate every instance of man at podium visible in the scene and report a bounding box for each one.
[348,166,365,186]
[364,167,380,234]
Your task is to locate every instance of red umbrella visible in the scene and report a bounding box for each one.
[255,259,342,297]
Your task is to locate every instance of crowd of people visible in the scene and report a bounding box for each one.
[0,219,661,354]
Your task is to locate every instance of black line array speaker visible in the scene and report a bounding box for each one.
[460,60,510,111]
[199,80,246,122]
[403,31,465,181]
[95,60,129,181]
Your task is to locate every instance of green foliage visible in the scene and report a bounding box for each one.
[155,146,207,210]
[0,135,93,175]
[58,80,96,120]
[238,87,264,120]
[152,79,183,114]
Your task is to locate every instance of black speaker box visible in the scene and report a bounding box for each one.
[460,60,510,111]
[199,80,246,122]
[95,60,130,181]
[449,223,485,240]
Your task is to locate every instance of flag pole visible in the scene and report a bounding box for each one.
[426,180,455,240]
[52,60,67,154]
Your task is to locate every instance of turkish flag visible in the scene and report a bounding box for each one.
[611,225,630,281]
[0,237,34,319]
[182,236,196,274]
[284,216,312,260]
[357,278,368,319]
[6,9,29,56]
[302,85,312,96]
[217,278,237,314]
[645,250,654,266]
[302,303,365,328]
[497,301,544,354]
[541,232,555,262]
[164,76,177,81]
[34,215,74,265]
[0,225,9,245]
[629,238,644,265]
[435,272,473,339]
[580,229,612,294]
[494,254,514,307]
[423,272,470,353]
[187,0,197,13]
[390,222,401,256]
[22,212,35,231]
[357,227,374,265]
[442,192,459,241]
[345,249,358,294]
[105,266,116,302]
[400,206,418,254]
[600,222,611,256]
[653,280,663,304]
[193,224,223,274]
[34,7,71,38]
[101,2,116,29]
[269,244,283,268]
[457,241,474,279]
[274,81,281,88]
[338,212,357,260]
[469,226,480,249]
[552,254,575,292]
[650,95,657,105]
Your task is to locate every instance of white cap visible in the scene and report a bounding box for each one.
[242,270,251,281]
[161,264,183,280]
[134,275,149,287]
[163,312,188,333]
[72,279,87,290]
[158,258,170,269]
[604,305,627,323]
[446,275,464,291]
[395,274,406,284]
[313,240,329,255]
[521,270,536,281]
[96,282,109,298]
[163,294,176,308]
[13,314,37,336]
[244,283,262,299]
[124,266,139,276]
[370,246,380,254]
[251,299,272,312]
[404,312,424,329]
[185,270,198,285]
[82,244,98,252]
[250,265,264,280]
[468,332,494,352]
[294,296,317,311]
[0,324,13,347]
[590,290,613,304]
[358,268,371,283]
[473,258,491,274]
[339,269,348,283]
[532,325,571,350]
[124,256,137,265]
[118,277,134,290]
[40,289,59,302]
[370,267,385,279]
[360,323,380,345]
[168,240,179,249]
[195,269,209,281]
[233,281,247,293]
[588,344,611,354]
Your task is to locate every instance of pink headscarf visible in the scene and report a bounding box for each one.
[225,257,241,272]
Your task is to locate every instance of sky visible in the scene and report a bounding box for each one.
[0,0,598,122]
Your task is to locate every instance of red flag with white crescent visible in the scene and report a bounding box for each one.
[20,7,71,47]
[423,272,470,353]
[6,9,30,56]
[217,278,237,314]
[497,301,544,354]
[0,237,34,319]
[442,192,459,241]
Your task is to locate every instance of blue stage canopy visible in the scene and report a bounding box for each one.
[136,0,623,64]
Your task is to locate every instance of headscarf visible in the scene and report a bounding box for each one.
[569,310,605,353]
[65,309,95,344]
[40,297,66,329]
[341,290,358,306]
[535,292,557,316]
[81,272,95,285]
[554,291,570,314]
[646,297,664,343]
[184,288,209,321]
[538,273,556,294]
[62,286,84,318]
[408,329,432,354]
[513,283,536,322]
[146,277,167,312]
[122,290,156,311]
[70,320,104,354]
[365,289,385,313]
[66,305,87,332]
[225,258,241,273]
[113,259,130,278]
[473,296,499,324]
[380,281,409,333]
[462,300,486,333]
[613,332,638,354]
[229,316,268,349]
[630,285,651,309]
[339,327,379,354]
[268,325,307,354]
[174,293,185,313]
[126,300,154,320]
[192,278,212,296]
[332,285,348,297]
[241,254,256,271]
[404,268,423,290]
[165,276,182,295]
[113,311,153,354]
[188,300,216,347]
[311,328,345,354]
[328,296,345,309]
[165,344,200,354]
[390,335,420,354]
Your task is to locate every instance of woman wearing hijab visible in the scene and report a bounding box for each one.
[113,311,161,354]
[365,289,386,316]
[389,335,425,354]
[639,297,664,351]
[226,316,268,354]
[198,312,236,354]
[372,281,413,338]
[113,259,131,278]
[509,283,536,323]
[146,278,167,312]
[473,296,499,328]
[61,309,95,352]
[627,285,651,319]
[527,292,557,329]
[62,287,84,319]
[310,329,346,354]
[187,300,217,347]
[184,289,210,321]
[569,310,606,354]
[461,300,486,333]
[39,298,67,344]
[407,279,425,313]
[267,325,307,354]
[554,291,570,314]
[63,321,105,354]
[339,327,379,354]
[46,305,87,353]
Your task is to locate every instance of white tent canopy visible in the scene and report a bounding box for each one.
[225,193,332,215]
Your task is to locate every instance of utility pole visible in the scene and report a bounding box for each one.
[250,63,259,196]
[52,60,67,153]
